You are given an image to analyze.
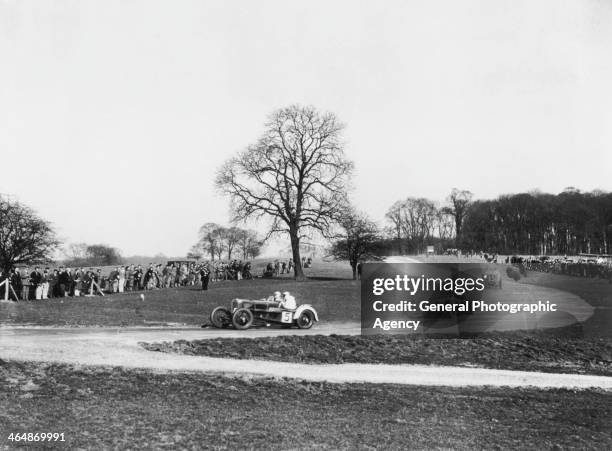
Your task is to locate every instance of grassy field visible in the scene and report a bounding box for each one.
[1,360,610,450]
[141,327,612,376]
[0,260,358,326]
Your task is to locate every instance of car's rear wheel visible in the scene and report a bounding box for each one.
[232,308,254,330]
[296,310,315,329]
[210,307,232,328]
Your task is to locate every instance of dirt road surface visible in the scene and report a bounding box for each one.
[2,324,611,390]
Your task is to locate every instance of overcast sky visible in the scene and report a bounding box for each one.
[1,0,611,256]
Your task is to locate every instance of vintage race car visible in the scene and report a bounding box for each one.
[210,298,319,330]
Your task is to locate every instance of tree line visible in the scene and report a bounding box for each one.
[461,189,612,255]
[380,188,612,257]
[189,223,263,261]
[63,243,123,267]
[376,188,470,255]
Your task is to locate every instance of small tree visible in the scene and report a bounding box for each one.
[197,223,225,261]
[0,196,60,272]
[215,239,227,261]
[224,227,242,260]
[385,201,404,254]
[246,240,263,259]
[236,229,262,260]
[329,210,381,280]
[444,188,473,247]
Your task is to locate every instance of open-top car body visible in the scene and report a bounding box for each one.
[210,298,319,330]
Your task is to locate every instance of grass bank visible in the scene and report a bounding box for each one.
[1,360,610,450]
[517,270,612,337]
[141,327,612,376]
[0,261,359,327]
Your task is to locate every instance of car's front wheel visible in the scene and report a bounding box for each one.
[210,307,232,328]
[232,308,254,330]
[296,310,315,329]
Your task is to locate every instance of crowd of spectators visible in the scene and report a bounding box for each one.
[262,257,312,277]
[0,256,315,301]
[210,260,253,282]
[439,249,612,282]
[443,249,499,262]
[0,260,250,301]
[507,255,612,281]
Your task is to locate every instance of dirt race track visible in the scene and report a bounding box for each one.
[2,323,612,390]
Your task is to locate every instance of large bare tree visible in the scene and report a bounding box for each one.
[216,105,353,278]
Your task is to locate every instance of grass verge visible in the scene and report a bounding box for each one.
[0,277,359,327]
[141,328,612,376]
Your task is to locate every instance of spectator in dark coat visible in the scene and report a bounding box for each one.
[11,268,23,301]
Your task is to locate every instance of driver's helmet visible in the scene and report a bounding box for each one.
[273,291,282,301]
